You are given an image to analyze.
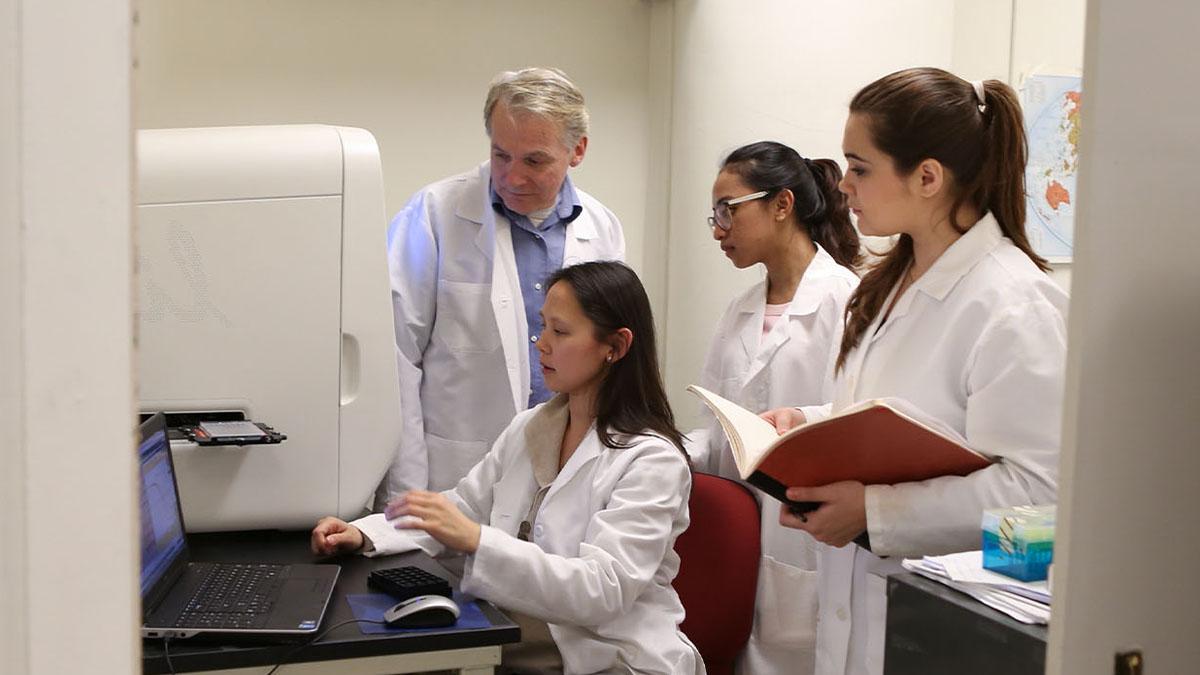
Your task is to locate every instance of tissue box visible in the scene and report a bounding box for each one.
[981,505,1055,582]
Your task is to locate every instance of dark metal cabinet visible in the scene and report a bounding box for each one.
[885,572,1047,675]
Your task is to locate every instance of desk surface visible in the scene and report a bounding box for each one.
[142,530,520,674]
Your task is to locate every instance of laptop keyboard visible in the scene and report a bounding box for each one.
[175,563,286,630]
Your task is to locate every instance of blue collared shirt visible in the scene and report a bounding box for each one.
[490,176,582,407]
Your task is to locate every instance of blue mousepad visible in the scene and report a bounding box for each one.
[346,591,493,634]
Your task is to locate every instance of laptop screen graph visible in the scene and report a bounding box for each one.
[139,422,187,598]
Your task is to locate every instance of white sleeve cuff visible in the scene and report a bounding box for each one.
[798,402,833,424]
[460,524,506,595]
[864,483,893,555]
[351,512,440,558]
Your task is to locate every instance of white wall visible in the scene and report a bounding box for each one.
[950,0,1012,81]
[2,0,137,673]
[663,0,959,427]
[0,0,24,667]
[1010,0,1087,84]
[1048,1,1200,672]
[134,0,664,292]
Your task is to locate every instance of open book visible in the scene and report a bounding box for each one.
[687,385,991,512]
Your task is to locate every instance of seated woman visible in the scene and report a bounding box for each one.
[311,260,703,675]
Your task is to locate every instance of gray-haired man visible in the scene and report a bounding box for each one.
[379,68,625,501]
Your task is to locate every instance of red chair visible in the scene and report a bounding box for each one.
[675,472,761,675]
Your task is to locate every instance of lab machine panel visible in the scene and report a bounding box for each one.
[137,125,400,531]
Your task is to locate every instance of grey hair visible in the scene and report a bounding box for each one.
[483,67,590,148]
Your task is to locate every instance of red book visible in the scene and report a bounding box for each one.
[688,385,991,511]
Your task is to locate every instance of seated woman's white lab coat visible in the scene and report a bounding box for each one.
[797,215,1068,675]
[354,400,704,675]
[689,244,858,675]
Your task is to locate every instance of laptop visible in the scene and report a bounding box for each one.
[139,412,340,640]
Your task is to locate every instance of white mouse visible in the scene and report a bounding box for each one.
[382,594,460,628]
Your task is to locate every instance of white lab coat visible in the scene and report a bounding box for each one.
[355,403,704,675]
[796,215,1068,675]
[381,162,625,497]
[688,245,858,675]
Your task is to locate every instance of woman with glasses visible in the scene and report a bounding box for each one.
[765,69,1067,675]
[689,140,860,675]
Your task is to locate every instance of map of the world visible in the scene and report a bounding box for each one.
[1023,74,1082,260]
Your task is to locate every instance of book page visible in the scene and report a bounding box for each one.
[686,385,781,478]
[745,395,990,489]
[774,396,971,451]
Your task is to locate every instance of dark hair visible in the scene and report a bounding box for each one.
[837,67,1050,371]
[721,141,861,270]
[546,261,686,456]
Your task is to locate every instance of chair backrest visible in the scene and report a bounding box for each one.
[674,472,761,675]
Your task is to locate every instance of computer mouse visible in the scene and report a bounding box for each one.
[382,594,460,628]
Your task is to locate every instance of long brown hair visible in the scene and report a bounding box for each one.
[722,141,861,270]
[837,67,1050,370]
[546,261,687,456]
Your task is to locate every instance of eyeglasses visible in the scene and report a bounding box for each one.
[707,190,771,231]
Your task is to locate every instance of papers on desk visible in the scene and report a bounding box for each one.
[901,550,1051,625]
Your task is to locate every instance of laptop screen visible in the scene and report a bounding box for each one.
[138,413,188,600]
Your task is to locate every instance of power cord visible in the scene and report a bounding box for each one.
[263,618,388,675]
[161,635,176,675]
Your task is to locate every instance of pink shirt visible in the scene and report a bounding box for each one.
[762,301,790,336]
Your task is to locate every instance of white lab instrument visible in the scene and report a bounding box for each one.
[136,125,401,531]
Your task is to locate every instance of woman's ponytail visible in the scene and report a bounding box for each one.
[806,158,862,270]
[974,81,1050,271]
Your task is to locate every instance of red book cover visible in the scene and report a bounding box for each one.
[688,385,991,509]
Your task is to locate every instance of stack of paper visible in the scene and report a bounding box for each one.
[901,550,1051,624]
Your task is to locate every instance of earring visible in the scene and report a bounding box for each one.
[606,354,613,363]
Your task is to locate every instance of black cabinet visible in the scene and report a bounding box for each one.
[885,572,1047,675]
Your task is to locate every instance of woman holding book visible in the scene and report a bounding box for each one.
[689,140,860,674]
[764,68,1069,675]
[311,261,703,675]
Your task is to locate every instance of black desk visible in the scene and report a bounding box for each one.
[142,530,520,674]
[884,572,1047,675]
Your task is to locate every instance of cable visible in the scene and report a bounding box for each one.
[161,635,176,675]
[263,618,388,675]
